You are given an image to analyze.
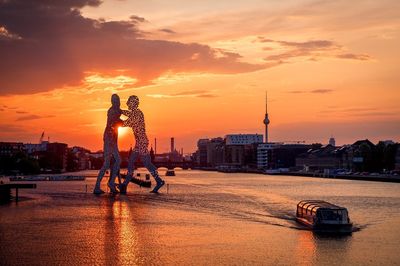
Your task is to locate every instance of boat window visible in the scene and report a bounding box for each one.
[321,210,343,221]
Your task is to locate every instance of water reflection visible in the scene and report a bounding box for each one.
[103,197,143,265]
[294,231,316,265]
[294,229,352,265]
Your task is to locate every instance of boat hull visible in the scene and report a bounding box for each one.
[296,217,352,234]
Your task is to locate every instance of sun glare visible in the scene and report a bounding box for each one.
[118,126,129,137]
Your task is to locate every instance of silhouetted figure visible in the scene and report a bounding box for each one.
[93,94,123,194]
[119,95,165,193]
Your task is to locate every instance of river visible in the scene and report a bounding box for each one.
[1,170,399,265]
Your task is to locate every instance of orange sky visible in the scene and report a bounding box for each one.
[0,0,399,153]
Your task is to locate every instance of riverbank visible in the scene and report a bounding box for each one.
[195,167,400,183]
[276,171,400,183]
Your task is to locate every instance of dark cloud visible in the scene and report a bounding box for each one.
[129,15,147,23]
[259,37,371,63]
[16,114,54,121]
[260,38,339,50]
[159,28,176,34]
[0,0,264,95]
[15,110,28,114]
[336,53,370,60]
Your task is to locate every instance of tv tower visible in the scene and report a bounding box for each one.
[263,91,270,143]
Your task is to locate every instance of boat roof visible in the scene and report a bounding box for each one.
[297,200,347,211]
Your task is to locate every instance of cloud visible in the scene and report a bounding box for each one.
[273,119,400,145]
[15,110,28,114]
[0,124,26,133]
[147,90,218,98]
[318,106,398,118]
[310,89,333,94]
[336,53,370,61]
[16,114,54,121]
[260,37,370,63]
[159,28,176,34]
[288,89,334,94]
[260,38,339,50]
[0,0,265,95]
[165,0,400,44]
[129,15,147,23]
[288,90,306,94]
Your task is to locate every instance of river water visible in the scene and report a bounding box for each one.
[1,170,399,265]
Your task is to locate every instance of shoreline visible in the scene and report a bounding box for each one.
[274,171,400,183]
[3,168,399,184]
[194,168,400,183]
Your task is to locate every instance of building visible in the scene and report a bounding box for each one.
[71,146,91,170]
[258,143,311,170]
[24,141,48,155]
[395,147,400,171]
[257,143,280,169]
[170,137,175,153]
[46,143,68,172]
[272,144,313,169]
[223,145,245,166]
[296,144,343,171]
[225,134,263,145]
[223,143,258,168]
[329,137,336,147]
[0,142,24,157]
[206,138,224,167]
[196,139,210,167]
[348,139,375,172]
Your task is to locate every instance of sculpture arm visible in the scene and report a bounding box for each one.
[122,117,131,127]
[121,109,131,117]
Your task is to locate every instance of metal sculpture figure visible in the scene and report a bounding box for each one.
[93,94,122,194]
[118,95,165,193]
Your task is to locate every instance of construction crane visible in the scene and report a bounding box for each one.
[39,131,45,144]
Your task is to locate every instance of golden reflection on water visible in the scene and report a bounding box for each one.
[295,231,316,265]
[102,198,143,265]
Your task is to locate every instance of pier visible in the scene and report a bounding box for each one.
[0,183,37,203]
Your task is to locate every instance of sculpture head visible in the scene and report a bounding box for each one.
[111,94,120,108]
[127,95,139,110]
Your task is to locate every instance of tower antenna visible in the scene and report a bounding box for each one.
[263,91,270,143]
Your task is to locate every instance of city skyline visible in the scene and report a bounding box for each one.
[1,0,399,153]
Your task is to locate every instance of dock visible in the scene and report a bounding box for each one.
[0,183,37,203]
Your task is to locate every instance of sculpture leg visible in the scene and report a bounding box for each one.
[108,146,121,187]
[142,154,165,193]
[122,150,139,186]
[94,145,111,192]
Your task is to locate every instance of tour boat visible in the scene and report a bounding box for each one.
[296,200,353,234]
[165,170,175,176]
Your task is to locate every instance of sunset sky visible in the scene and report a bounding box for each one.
[0,0,399,153]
